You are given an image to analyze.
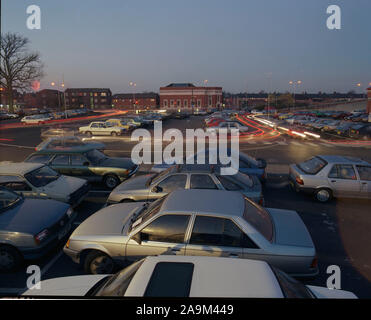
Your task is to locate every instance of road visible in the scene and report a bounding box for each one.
[0,115,370,297]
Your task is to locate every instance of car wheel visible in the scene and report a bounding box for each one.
[0,245,22,272]
[104,174,120,189]
[84,251,115,275]
[111,131,117,137]
[85,131,92,137]
[315,188,332,203]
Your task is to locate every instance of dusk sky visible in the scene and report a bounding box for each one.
[2,0,371,94]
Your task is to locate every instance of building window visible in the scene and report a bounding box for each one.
[184,100,188,108]
[94,93,98,97]
[177,100,181,107]
[84,93,87,96]
[170,100,174,107]
[101,92,107,97]
[164,100,168,107]
[208,96,212,106]
[197,99,201,107]
[94,99,98,103]
[101,99,106,103]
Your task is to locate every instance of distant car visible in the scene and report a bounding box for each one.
[35,136,106,152]
[22,255,357,298]
[151,150,267,182]
[335,122,355,136]
[0,187,76,272]
[21,114,52,124]
[40,128,75,139]
[289,155,371,202]
[25,146,138,189]
[206,121,249,134]
[0,162,90,207]
[78,122,126,136]
[348,123,371,140]
[107,164,264,205]
[105,119,131,132]
[64,189,318,277]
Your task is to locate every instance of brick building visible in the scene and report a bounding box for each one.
[112,92,159,109]
[64,88,112,109]
[159,83,222,111]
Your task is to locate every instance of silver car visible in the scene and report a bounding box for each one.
[107,164,264,205]
[0,187,76,272]
[64,189,318,277]
[289,155,371,202]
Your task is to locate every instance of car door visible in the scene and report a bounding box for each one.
[147,174,188,201]
[49,154,71,175]
[125,214,191,262]
[69,154,93,179]
[90,123,100,135]
[185,215,243,258]
[327,164,361,197]
[356,165,371,199]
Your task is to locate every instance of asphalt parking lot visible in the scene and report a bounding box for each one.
[0,115,371,297]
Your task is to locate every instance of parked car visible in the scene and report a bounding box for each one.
[0,187,76,272]
[23,255,356,298]
[151,150,267,181]
[25,146,138,189]
[348,123,371,139]
[107,164,264,205]
[78,122,126,136]
[206,121,249,134]
[105,119,131,132]
[64,189,318,277]
[21,114,52,125]
[35,136,106,152]
[289,155,371,202]
[335,122,355,136]
[0,162,90,207]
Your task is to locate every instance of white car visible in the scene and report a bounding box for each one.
[22,256,357,298]
[206,121,249,134]
[0,162,90,207]
[21,114,52,124]
[79,121,126,136]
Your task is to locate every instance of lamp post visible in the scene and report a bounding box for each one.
[289,80,302,111]
[129,82,137,113]
[51,81,67,118]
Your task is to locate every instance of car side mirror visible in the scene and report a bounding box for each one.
[151,185,162,193]
[83,161,90,166]
[132,232,142,245]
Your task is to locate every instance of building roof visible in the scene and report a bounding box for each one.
[0,162,44,175]
[161,189,244,216]
[166,83,196,88]
[65,88,111,93]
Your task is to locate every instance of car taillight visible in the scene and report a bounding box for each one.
[311,256,318,269]
[34,229,49,245]
[296,177,304,185]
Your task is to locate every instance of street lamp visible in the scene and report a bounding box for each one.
[289,80,302,111]
[51,81,67,118]
[129,82,137,113]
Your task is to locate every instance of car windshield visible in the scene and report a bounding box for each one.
[85,149,107,164]
[243,197,273,242]
[0,188,22,211]
[271,266,314,298]
[297,157,327,174]
[24,165,60,187]
[91,259,145,297]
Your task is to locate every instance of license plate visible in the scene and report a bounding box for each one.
[58,223,71,240]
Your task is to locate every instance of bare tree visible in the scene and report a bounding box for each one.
[0,33,44,113]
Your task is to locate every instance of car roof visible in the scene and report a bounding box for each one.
[317,155,370,165]
[0,162,44,175]
[160,189,244,217]
[35,144,96,154]
[128,255,283,298]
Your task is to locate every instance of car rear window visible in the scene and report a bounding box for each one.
[243,198,273,242]
[144,262,194,297]
[297,157,327,175]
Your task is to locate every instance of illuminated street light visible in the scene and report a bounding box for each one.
[51,80,67,118]
[129,82,137,112]
[289,80,302,111]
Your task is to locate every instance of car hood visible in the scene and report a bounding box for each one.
[266,208,314,248]
[100,157,134,169]
[0,198,69,234]
[22,275,109,296]
[113,174,153,192]
[41,175,86,197]
[72,202,145,236]
[306,285,357,299]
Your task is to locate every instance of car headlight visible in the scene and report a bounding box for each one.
[66,207,73,218]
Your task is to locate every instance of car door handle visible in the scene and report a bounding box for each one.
[361,182,367,185]
[171,248,181,252]
[228,253,239,258]
[331,180,337,183]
